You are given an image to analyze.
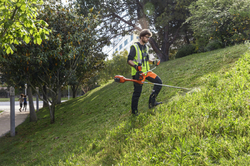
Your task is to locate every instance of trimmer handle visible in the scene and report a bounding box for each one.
[135,63,142,72]
[138,63,142,71]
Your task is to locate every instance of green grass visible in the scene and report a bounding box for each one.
[0,98,17,102]
[0,98,42,102]
[0,110,3,113]
[0,44,249,165]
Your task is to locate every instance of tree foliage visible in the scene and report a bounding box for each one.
[0,2,102,123]
[76,0,196,61]
[68,50,106,98]
[187,0,250,52]
[0,0,50,55]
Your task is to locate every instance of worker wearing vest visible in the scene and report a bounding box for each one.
[127,29,162,116]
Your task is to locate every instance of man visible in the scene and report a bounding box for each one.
[127,29,162,116]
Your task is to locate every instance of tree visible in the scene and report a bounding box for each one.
[187,0,250,51]
[0,51,38,122]
[68,52,105,98]
[0,0,50,56]
[27,85,37,121]
[76,0,196,61]
[98,50,130,84]
[0,2,102,123]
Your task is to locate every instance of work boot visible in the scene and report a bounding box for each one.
[132,110,139,116]
[149,101,162,109]
[149,93,162,109]
[154,102,162,106]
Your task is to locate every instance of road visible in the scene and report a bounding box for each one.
[0,101,43,112]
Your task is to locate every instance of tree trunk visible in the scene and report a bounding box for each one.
[162,42,170,62]
[48,105,55,124]
[148,38,165,60]
[57,86,61,104]
[72,85,77,98]
[27,85,37,122]
[43,85,49,107]
[184,34,190,44]
[49,96,56,124]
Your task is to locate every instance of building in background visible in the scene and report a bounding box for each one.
[104,32,140,60]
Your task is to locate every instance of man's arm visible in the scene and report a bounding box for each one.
[127,60,136,67]
[127,46,136,67]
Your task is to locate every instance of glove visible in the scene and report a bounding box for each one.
[134,65,142,71]
[135,71,143,80]
[153,59,160,66]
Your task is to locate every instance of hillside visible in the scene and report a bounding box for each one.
[0,44,249,165]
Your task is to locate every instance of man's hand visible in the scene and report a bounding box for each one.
[154,59,160,66]
[134,65,142,71]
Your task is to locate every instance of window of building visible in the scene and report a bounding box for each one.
[131,34,133,41]
[124,39,128,46]
[119,44,122,50]
[115,48,118,52]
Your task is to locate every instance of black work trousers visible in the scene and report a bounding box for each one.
[131,75,162,113]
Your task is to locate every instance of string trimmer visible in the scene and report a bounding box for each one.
[114,75,191,91]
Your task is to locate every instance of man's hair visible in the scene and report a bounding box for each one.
[139,29,152,39]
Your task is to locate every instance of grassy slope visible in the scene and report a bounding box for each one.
[0,44,249,165]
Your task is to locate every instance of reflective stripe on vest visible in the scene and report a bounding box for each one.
[134,43,141,64]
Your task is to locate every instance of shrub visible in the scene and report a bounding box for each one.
[169,49,178,60]
[189,0,250,49]
[204,40,223,52]
[175,44,196,59]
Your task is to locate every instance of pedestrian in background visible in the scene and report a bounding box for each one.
[23,95,27,112]
[18,94,24,112]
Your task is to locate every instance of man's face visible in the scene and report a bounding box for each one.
[142,35,150,43]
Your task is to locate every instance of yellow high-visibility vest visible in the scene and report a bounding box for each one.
[131,43,150,76]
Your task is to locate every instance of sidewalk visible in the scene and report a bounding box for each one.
[0,110,29,137]
[0,100,66,137]
[0,101,43,137]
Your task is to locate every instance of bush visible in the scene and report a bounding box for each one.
[189,0,250,49]
[169,49,178,60]
[195,37,209,53]
[175,44,196,59]
[0,89,8,98]
[204,40,223,52]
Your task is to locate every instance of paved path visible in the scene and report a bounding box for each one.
[0,101,43,137]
